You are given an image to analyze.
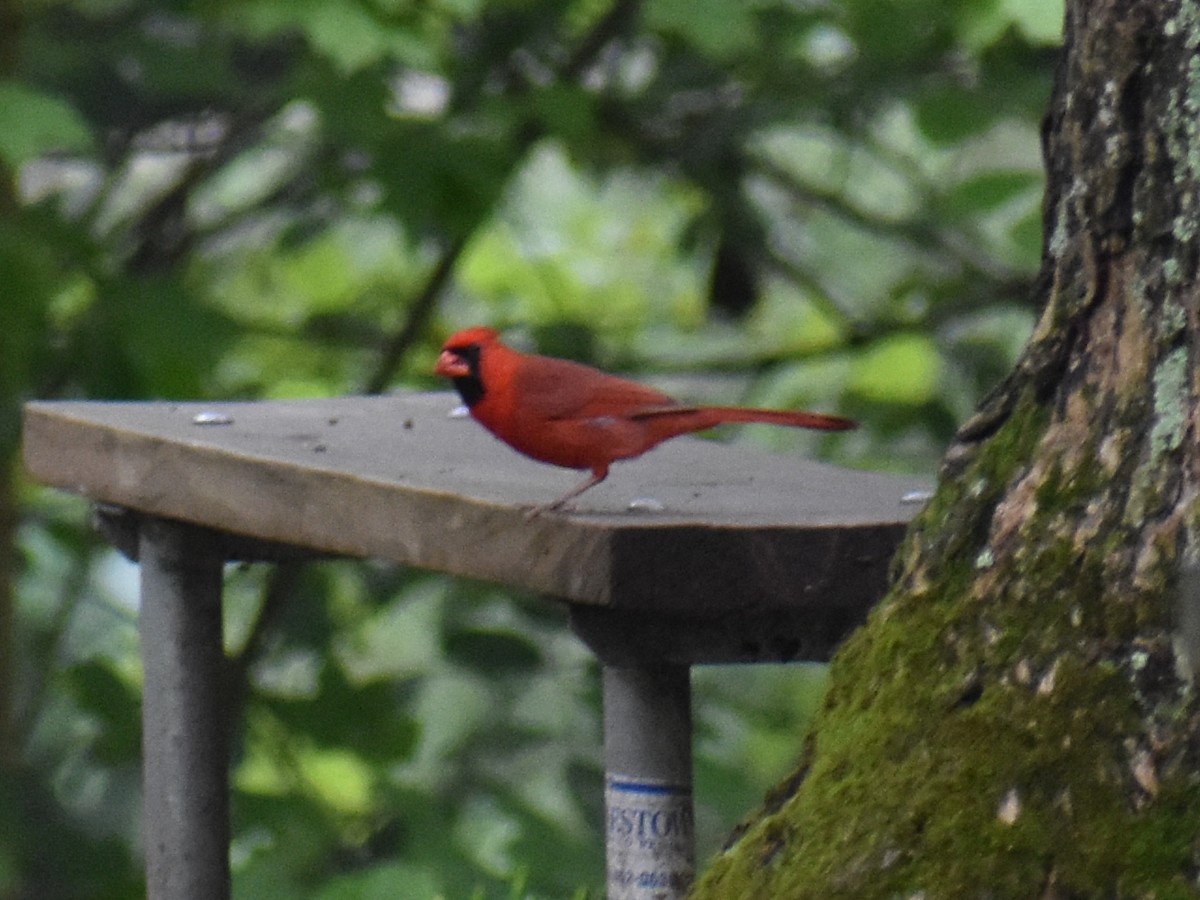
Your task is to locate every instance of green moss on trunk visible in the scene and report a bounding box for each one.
[698,387,1200,897]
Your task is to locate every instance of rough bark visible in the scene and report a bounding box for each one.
[692,1,1200,896]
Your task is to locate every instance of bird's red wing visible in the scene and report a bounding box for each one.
[467,356,680,471]
[508,355,676,421]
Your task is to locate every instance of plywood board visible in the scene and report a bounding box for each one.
[23,393,928,614]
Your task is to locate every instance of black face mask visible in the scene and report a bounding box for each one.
[447,343,484,407]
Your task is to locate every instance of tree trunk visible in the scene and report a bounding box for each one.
[692,1,1200,896]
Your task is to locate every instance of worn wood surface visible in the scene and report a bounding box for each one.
[23,393,926,616]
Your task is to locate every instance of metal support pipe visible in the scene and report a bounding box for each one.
[603,664,694,900]
[139,517,230,900]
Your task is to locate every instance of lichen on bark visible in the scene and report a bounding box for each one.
[691,1,1200,897]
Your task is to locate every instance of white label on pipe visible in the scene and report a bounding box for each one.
[605,776,694,899]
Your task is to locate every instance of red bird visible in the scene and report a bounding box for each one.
[435,326,856,514]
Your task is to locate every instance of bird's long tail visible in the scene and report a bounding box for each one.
[630,403,856,438]
[696,405,856,431]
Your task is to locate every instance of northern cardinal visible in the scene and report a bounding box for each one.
[435,326,856,514]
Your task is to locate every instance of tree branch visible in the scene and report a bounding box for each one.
[362,235,466,395]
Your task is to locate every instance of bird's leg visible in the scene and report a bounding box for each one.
[524,467,608,520]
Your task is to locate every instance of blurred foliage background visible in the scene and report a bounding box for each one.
[2,0,1061,896]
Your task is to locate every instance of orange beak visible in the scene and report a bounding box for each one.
[435,350,471,379]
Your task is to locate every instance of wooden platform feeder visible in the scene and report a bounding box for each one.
[22,393,928,900]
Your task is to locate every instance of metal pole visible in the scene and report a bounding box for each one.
[603,664,694,900]
[139,517,230,900]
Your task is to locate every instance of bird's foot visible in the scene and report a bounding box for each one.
[522,500,568,521]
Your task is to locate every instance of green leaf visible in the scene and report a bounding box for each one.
[645,0,758,59]
[0,82,94,166]
[530,85,599,148]
[848,332,941,405]
[85,274,236,398]
[297,746,375,815]
[962,0,1064,49]
[374,122,515,237]
[940,170,1042,218]
[444,627,543,676]
[64,660,142,763]
[231,794,335,898]
[226,0,435,73]
[298,0,415,74]
[844,0,952,65]
[267,666,420,764]
[313,862,444,900]
[1007,0,1065,44]
[914,82,992,145]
